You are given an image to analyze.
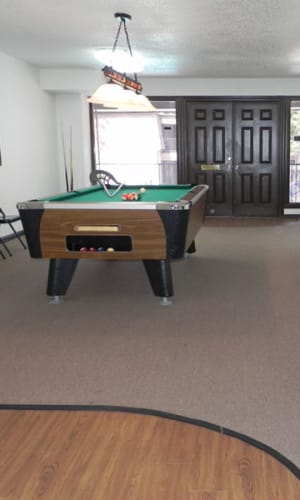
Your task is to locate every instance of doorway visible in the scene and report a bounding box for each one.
[186,99,280,216]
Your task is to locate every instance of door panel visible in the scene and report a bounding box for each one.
[185,99,280,216]
[233,102,279,216]
[186,101,233,216]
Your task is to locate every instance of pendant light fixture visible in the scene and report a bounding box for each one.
[88,13,156,111]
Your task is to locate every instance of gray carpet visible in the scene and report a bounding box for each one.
[1,218,300,467]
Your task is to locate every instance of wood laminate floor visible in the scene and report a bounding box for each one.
[0,406,299,499]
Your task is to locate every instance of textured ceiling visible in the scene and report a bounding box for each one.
[0,0,300,78]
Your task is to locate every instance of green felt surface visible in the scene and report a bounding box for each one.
[44,185,192,203]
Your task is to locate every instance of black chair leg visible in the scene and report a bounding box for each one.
[0,238,12,257]
[8,222,27,249]
[0,245,6,259]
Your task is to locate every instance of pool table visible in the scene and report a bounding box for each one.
[18,184,209,303]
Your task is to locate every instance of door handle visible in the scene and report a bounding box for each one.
[227,156,232,171]
[235,164,240,172]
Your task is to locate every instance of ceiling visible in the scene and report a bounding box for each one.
[1,0,300,78]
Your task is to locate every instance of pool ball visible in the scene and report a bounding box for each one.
[140,187,146,193]
[128,192,139,200]
[106,247,115,252]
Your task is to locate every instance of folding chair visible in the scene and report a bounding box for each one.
[0,208,27,257]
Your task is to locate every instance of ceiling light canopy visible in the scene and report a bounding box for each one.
[88,13,155,112]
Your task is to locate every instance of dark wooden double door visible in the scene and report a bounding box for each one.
[186,100,280,216]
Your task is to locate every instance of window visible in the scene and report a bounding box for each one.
[289,100,300,203]
[90,100,177,185]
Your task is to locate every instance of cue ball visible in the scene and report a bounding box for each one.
[140,187,146,193]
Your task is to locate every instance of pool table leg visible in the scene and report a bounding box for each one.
[143,259,174,302]
[46,258,78,300]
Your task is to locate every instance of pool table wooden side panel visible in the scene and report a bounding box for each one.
[185,191,207,251]
[39,209,167,260]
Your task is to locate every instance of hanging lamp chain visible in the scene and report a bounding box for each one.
[112,18,122,52]
[122,17,133,56]
[111,14,138,81]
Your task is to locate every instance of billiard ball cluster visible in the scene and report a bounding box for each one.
[122,192,139,201]
[79,247,115,252]
[121,187,146,201]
